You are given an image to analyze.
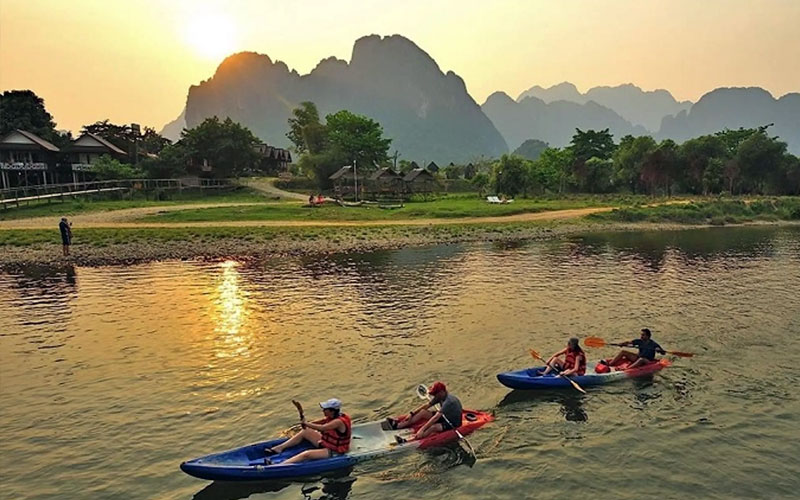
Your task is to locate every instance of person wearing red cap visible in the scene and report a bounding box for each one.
[387,381,462,439]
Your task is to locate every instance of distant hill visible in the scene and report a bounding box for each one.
[482,91,649,151]
[160,108,185,142]
[657,87,800,154]
[518,82,691,132]
[171,35,508,164]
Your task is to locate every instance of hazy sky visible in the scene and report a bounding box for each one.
[1,0,798,134]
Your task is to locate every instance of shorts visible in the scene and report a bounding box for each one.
[436,415,461,431]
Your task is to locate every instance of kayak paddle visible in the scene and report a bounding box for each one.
[528,349,587,394]
[292,399,307,428]
[584,336,695,358]
[416,384,477,459]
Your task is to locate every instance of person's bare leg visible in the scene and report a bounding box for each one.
[269,428,322,453]
[609,350,637,366]
[282,447,331,464]
[541,359,563,375]
[416,423,444,439]
[396,409,433,429]
[627,357,649,370]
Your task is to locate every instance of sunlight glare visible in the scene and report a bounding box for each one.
[184,11,237,61]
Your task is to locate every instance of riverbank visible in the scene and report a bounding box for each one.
[3,218,799,269]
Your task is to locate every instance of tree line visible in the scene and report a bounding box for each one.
[487,127,800,197]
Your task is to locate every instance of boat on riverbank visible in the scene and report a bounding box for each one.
[180,409,493,481]
[496,359,671,390]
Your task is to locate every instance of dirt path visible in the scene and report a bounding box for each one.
[0,206,616,229]
[240,177,309,201]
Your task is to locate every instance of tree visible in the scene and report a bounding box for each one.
[325,110,391,172]
[534,147,574,193]
[640,140,679,195]
[512,139,549,161]
[735,130,787,194]
[568,128,615,192]
[613,135,656,193]
[679,135,727,194]
[90,155,143,180]
[582,157,614,193]
[0,90,61,144]
[471,172,490,196]
[82,120,171,158]
[179,117,261,178]
[287,102,326,154]
[491,154,530,197]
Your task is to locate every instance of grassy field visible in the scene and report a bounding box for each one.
[588,198,800,225]
[137,193,666,223]
[0,187,277,221]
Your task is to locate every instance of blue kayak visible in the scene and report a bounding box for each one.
[180,410,493,481]
[497,359,670,390]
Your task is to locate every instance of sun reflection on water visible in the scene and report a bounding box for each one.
[212,260,250,359]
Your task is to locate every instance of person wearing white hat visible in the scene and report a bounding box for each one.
[264,398,352,464]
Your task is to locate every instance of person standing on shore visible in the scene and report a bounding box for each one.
[59,217,72,256]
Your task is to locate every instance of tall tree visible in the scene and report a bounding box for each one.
[178,117,261,178]
[0,90,60,143]
[325,110,391,172]
[679,135,727,194]
[613,135,656,193]
[287,101,326,154]
[568,128,615,192]
[735,130,787,194]
[491,154,530,197]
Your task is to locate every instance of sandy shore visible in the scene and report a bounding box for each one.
[3,219,789,269]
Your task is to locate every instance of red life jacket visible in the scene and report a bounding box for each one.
[564,347,587,375]
[319,413,351,454]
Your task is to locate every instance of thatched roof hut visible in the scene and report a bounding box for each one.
[426,161,439,173]
[329,165,365,199]
[403,168,440,194]
[368,167,404,196]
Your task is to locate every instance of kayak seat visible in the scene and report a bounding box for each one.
[464,412,478,422]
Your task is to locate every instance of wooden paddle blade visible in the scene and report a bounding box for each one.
[668,351,694,358]
[291,399,305,419]
[583,337,607,348]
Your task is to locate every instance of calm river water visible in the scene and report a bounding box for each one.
[2,226,799,500]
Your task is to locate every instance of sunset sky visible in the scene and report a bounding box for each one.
[1,0,798,134]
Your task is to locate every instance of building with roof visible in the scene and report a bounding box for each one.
[254,143,292,174]
[426,161,440,173]
[403,168,440,194]
[65,132,128,183]
[0,129,61,189]
[368,167,404,196]
[329,165,365,200]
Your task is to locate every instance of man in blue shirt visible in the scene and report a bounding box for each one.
[605,328,666,369]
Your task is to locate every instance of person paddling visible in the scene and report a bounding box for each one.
[387,381,462,439]
[540,337,586,376]
[265,398,351,463]
[603,328,666,369]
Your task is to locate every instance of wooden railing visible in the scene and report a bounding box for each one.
[1,178,237,209]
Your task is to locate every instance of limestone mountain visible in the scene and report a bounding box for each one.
[657,87,800,154]
[517,82,691,131]
[481,91,649,151]
[168,35,508,164]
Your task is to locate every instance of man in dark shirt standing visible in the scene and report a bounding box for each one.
[59,217,72,256]
[606,328,666,369]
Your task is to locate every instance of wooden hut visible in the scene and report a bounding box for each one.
[65,132,128,184]
[368,167,404,197]
[403,168,440,195]
[329,165,365,200]
[426,161,440,174]
[0,130,61,189]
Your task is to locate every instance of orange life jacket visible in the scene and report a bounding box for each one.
[319,413,351,454]
[564,347,587,375]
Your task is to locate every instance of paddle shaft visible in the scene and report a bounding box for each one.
[529,350,587,394]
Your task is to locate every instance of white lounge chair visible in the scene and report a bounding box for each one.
[486,196,501,204]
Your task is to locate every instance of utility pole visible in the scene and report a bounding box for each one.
[353,159,358,202]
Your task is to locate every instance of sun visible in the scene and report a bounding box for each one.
[184,12,237,61]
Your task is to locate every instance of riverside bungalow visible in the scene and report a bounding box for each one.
[329,165,365,199]
[368,167,404,197]
[0,129,61,189]
[254,143,292,174]
[403,168,440,195]
[66,132,127,183]
[426,161,440,174]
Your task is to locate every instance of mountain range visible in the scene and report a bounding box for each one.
[162,34,800,159]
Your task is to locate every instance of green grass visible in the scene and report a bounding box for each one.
[0,187,276,221]
[588,198,800,225]
[137,193,664,223]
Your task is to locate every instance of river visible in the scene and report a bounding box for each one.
[1,226,799,500]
